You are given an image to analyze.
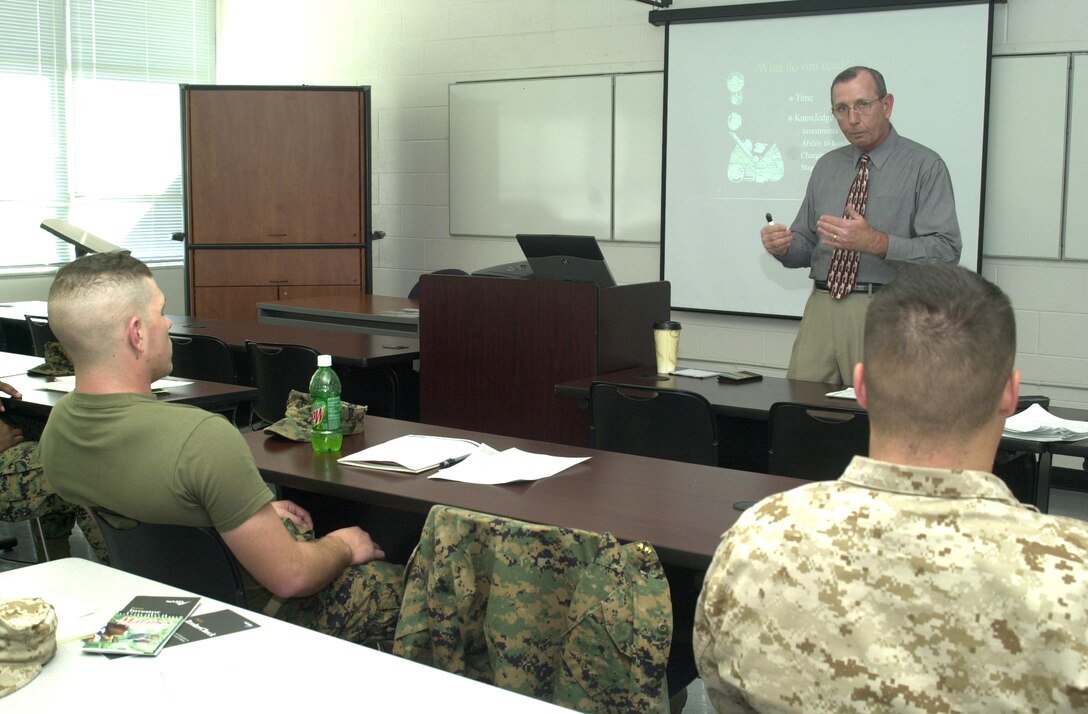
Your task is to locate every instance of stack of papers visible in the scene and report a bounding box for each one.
[672,368,720,379]
[826,387,857,400]
[1003,403,1088,442]
[337,434,589,484]
[380,308,420,319]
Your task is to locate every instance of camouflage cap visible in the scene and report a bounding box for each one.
[0,598,57,699]
[28,342,74,377]
[264,389,366,441]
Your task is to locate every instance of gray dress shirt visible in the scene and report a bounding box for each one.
[779,127,962,285]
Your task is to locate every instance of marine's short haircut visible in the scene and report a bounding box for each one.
[863,264,1015,441]
[47,253,157,365]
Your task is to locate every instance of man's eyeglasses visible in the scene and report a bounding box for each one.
[832,96,885,119]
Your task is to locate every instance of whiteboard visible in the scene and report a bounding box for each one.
[983,55,1067,259]
[614,73,663,243]
[1066,54,1088,260]
[449,76,612,239]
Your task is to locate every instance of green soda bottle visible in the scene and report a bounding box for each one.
[309,354,342,452]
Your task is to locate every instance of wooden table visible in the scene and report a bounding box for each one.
[246,415,806,571]
[556,367,1088,513]
[0,351,44,378]
[167,313,418,368]
[555,367,846,421]
[247,414,802,694]
[0,559,571,713]
[168,314,420,420]
[0,371,257,420]
[0,302,420,419]
[257,294,420,337]
[556,368,844,473]
[0,301,420,367]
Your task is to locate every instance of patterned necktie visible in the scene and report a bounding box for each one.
[825,154,870,299]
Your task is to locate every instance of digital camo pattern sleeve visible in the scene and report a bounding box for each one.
[694,457,1088,714]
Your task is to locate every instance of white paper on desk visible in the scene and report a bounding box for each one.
[672,368,720,379]
[39,376,192,393]
[379,309,420,318]
[1003,403,1088,442]
[40,593,103,643]
[338,434,485,473]
[428,447,590,485]
[826,387,857,400]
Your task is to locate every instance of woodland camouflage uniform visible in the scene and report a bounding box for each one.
[395,506,673,714]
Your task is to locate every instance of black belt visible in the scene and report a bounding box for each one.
[814,280,883,295]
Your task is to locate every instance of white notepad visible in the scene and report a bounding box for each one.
[337,434,483,474]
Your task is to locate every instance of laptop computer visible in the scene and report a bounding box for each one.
[515,234,616,289]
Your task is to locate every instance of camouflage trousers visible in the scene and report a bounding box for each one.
[0,428,107,562]
[272,518,403,649]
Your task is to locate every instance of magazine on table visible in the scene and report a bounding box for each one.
[82,595,200,656]
[165,609,260,647]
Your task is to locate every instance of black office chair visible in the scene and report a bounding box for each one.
[768,402,870,482]
[407,268,468,300]
[589,381,718,466]
[169,333,238,384]
[339,365,401,419]
[24,315,57,358]
[90,506,247,606]
[993,395,1054,507]
[171,333,244,424]
[245,340,320,428]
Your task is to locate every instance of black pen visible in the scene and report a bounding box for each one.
[438,453,472,469]
[765,212,774,224]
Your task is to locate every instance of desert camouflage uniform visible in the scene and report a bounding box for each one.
[0,597,56,699]
[394,506,673,714]
[270,517,402,650]
[694,456,1088,713]
[0,415,105,561]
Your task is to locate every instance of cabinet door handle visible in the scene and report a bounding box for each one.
[268,279,289,284]
[267,232,288,238]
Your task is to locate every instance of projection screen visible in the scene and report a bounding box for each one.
[659,1,992,317]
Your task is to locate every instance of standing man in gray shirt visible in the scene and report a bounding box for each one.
[760,66,961,385]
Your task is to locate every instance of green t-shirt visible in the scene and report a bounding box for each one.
[41,392,273,532]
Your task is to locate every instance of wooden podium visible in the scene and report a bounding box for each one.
[419,275,671,446]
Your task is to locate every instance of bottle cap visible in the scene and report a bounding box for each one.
[317,354,332,367]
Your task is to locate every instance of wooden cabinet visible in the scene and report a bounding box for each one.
[190,248,362,287]
[190,285,363,322]
[182,85,372,320]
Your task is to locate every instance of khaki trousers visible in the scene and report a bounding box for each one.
[786,287,874,386]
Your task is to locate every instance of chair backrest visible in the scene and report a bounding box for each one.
[394,505,672,714]
[589,381,718,466]
[24,315,56,358]
[245,340,320,426]
[169,333,238,384]
[768,402,870,482]
[408,268,468,299]
[341,365,400,419]
[90,506,247,606]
